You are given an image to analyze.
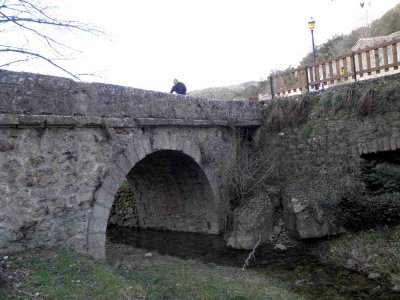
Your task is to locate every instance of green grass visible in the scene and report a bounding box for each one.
[1,248,303,300]
[309,225,400,285]
[2,249,144,300]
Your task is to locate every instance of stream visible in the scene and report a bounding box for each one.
[107,226,400,299]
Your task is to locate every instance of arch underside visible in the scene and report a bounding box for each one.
[87,137,222,259]
[127,150,215,233]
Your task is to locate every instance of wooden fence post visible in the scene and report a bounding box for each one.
[351,52,357,82]
[305,66,310,92]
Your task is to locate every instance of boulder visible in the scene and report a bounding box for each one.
[282,196,336,239]
[227,194,274,250]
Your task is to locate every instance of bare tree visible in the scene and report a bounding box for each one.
[226,130,277,210]
[0,0,102,79]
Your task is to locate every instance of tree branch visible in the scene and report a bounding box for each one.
[0,46,79,79]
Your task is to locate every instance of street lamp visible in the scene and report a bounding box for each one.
[308,17,317,63]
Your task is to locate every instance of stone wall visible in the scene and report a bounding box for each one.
[108,180,137,228]
[257,74,400,240]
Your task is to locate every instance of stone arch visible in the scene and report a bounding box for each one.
[87,133,219,259]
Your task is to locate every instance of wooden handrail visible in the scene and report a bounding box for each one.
[269,36,400,97]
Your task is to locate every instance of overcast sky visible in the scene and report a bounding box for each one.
[4,0,400,92]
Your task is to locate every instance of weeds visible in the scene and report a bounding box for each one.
[264,76,400,133]
[226,130,277,211]
[263,94,316,131]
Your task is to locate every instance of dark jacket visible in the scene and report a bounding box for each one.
[170,82,187,95]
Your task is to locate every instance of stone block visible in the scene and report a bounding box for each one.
[101,176,121,197]
[94,188,114,210]
[124,143,140,166]
[87,233,106,259]
[169,134,178,150]
[140,137,152,155]
[91,204,111,224]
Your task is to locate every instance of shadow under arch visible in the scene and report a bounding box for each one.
[87,142,219,259]
[125,150,217,233]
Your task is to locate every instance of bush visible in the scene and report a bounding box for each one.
[337,193,400,230]
[315,164,400,231]
[263,94,317,132]
[226,130,277,211]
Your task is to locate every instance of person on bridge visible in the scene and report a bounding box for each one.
[170,79,187,95]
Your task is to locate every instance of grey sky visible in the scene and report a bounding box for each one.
[4,0,400,92]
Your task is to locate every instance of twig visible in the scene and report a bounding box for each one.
[241,235,261,271]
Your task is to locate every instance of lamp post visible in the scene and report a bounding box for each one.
[308,17,316,63]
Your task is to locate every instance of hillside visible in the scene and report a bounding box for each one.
[189,80,268,101]
[300,3,400,65]
[192,3,400,100]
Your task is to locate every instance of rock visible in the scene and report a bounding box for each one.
[273,226,282,235]
[392,285,400,293]
[0,139,14,152]
[345,258,360,271]
[274,243,287,251]
[144,252,153,258]
[282,194,338,239]
[227,194,274,250]
[368,272,381,280]
[368,272,381,279]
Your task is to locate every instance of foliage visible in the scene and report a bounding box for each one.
[360,163,400,194]
[314,162,400,231]
[317,91,342,110]
[333,79,400,116]
[301,125,312,140]
[263,93,317,131]
[337,192,400,230]
[370,3,400,37]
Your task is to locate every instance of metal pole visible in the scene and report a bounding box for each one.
[269,76,274,99]
[311,29,316,63]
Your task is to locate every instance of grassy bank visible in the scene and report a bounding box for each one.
[308,225,400,286]
[0,247,302,300]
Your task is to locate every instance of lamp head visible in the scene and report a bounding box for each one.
[308,17,316,30]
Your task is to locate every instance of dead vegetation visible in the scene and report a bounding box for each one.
[225,129,277,212]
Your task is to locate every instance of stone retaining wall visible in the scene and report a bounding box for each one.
[257,74,400,240]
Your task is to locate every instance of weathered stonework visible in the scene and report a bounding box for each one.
[258,74,400,239]
[108,180,137,228]
[0,69,261,259]
[226,194,274,249]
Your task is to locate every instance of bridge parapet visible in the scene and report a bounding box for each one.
[0,70,261,128]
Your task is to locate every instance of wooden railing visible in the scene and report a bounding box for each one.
[270,37,400,98]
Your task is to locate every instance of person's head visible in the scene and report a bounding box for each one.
[173,79,178,85]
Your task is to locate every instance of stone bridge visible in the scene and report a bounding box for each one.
[0,70,261,259]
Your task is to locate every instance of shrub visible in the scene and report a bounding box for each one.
[226,130,277,211]
[315,164,400,231]
[263,94,316,131]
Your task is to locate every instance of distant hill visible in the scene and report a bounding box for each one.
[189,81,268,101]
[192,3,400,100]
